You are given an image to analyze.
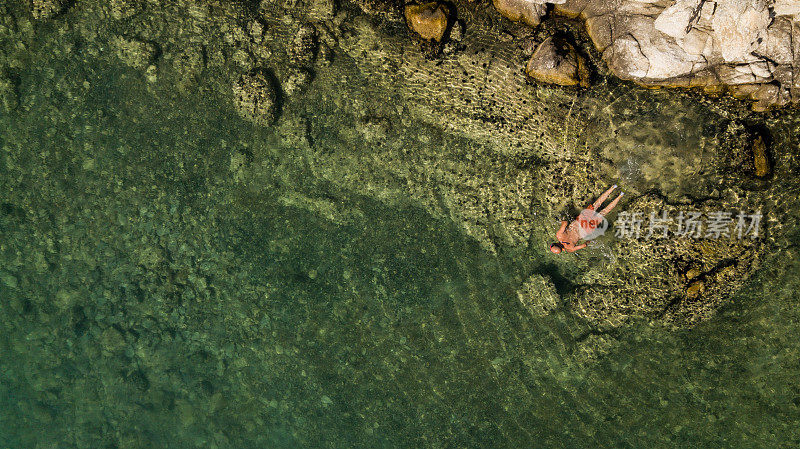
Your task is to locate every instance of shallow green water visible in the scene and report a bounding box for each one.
[2,34,800,449]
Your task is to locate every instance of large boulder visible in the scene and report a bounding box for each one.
[525,36,589,87]
[404,2,450,42]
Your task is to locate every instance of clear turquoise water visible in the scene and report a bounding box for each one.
[1,35,800,449]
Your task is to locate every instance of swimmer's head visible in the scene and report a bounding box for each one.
[549,243,564,254]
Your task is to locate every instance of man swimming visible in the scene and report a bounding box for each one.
[550,185,623,254]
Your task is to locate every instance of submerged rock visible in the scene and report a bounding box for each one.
[353,0,399,19]
[110,0,139,20]
[144,64,158,83]
[283,67,314,97]
[111,36,158,70]
[442,20,466,55]
[404,2,450,42]
[231,48,255,72]
[31,0,67,20]
[0,73,19,112]
[172,46,205,88]
[22,0,770,336]
[307,0,337,22]
[517,274,560,317]
[492,0,551,27]
[100,326,126,354]
[525,36,589,87]
[247,19,266,42]
[287,24,318,66]
[751,134,771,178]
[278,191,366,226]
[232,70,279,126]
[686,280,705,299]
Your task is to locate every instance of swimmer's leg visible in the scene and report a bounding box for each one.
[599,192,624,215]
[592,185,617,209]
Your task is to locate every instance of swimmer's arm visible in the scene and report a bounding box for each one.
[570,243,587,252]
[555,222,568,240]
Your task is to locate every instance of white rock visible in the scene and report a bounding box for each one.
[550,0,800,108]
[774,0,800,17]
[654,0,699,40]
[711,0,771,63]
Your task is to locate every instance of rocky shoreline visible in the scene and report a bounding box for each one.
[492,0,800,111]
